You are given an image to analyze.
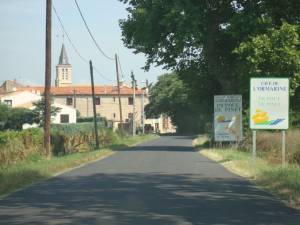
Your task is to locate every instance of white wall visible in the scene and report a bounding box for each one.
[0,91,41,107]
[52,103,77,124]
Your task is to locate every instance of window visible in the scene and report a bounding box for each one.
[113,113,116,119]
[60,114,69,123]
[128,113,133,119]
[4,100,12,106]
[113,97,116,102]
[128,97,133,105]
[95,97,100,105]
[66,97,73,105]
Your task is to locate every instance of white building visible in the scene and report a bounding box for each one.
[52,103,76,124]
[0,91,76,125]
[0,90,41,108]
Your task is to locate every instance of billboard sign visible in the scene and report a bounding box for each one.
[214,95,243,142]
[250,78,289,130]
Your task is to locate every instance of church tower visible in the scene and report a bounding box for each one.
[55,44,72,87]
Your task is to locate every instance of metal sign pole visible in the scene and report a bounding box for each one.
[282,130,286,167]
[252,130,256,162]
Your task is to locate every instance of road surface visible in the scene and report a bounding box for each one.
[0,135,300,225]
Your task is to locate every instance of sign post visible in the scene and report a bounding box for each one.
[282,130,286,167]
[250,78,289,165]
[252,130,256,162]
[214,95,243,143]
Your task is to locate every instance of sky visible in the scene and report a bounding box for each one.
[0,0,167,87]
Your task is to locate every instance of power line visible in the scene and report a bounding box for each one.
[53,4,88,63]
[117,55,125,81]
[74,0,115,61]
[52,4,115,82]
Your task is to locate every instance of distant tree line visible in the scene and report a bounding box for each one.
[119,0,300,132]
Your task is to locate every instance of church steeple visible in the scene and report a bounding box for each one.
[55,44,72,87]
[58,44,69,65]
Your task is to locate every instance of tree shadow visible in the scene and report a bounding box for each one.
[0,172,299,225]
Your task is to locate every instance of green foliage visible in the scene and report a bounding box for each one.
[6,108,36,130]
[119,0,300,130]
[0,104,10,130]
[0,129,43,167]
[145,73,206,133]
[0,124,122,167]
[0,104,36,131]
[32,98,61,126]
[77,116,108,127]
[234,22,300,94]
[51,123,118,155]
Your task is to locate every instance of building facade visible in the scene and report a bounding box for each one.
[0,91,77,125]
[0,44,176,133]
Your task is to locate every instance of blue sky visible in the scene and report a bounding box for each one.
[0,0,167,86]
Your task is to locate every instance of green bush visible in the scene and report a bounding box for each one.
[0,129,43,167]
[0,124,123,166]
[51,123,119,156]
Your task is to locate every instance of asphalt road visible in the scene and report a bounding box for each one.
[0,135,300,225]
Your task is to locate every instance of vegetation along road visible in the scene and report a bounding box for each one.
[0,135,300,225]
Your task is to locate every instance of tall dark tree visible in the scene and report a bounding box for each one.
[120,0,300,128]
[145,73,207,133]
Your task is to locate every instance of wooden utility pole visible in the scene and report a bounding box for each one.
[131,71,136,136]
[44,0,52,159]
[115,54,123,128]
[141,87,145,134]
[89,60,100,149]
[73,88,77,108]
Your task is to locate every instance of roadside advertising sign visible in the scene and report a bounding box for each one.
[250,78,289,130]
[214,95,243,142]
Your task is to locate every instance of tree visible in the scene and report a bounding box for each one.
[0,104,36,130]
[32,99,61,126]
[6,108,36,130]
[234,22,300,95]
[0,104,10,130]
[145,73,206,133]
[119,0,300,129]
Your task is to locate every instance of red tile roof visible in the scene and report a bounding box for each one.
[18,85,143,96]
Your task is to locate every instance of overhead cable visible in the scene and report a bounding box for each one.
[53,4,115,82]
[74,0,115,61]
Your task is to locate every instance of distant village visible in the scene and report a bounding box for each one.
[0,44,175,134]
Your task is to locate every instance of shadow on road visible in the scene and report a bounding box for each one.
[1,172,300,225]
[123,145,196,152]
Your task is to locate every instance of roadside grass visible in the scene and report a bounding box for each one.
[0,134,158,198]
[199,148,300,209]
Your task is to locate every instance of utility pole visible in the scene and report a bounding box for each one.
[131,71,136,136]
[115,54,123,129]
[141,80,148,135]
[73,88,77,108]
[141,87,145,134]
[89,60,100,149]
[44,0,52,159]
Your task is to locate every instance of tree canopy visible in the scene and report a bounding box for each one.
[120,0,300,131]
[0,104,36,130]
[145,73,208,133]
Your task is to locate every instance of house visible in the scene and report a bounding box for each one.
[145,115,176,134]
[0,80,24,94]
[0,44,176,133]
[0,90,41,108]
[0,91,76,125]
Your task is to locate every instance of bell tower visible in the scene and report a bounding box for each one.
[55,44,72,87]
